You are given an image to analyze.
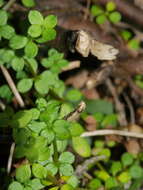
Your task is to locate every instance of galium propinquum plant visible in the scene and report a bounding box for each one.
[0,5,91,190]
[90,1,122,25]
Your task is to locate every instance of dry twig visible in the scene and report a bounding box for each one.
[0,65,25,108]
[123,93,135,124]
[0,100,6,111]
[7,142,15,174]
[61,60,80,72]
[75,155,106,178]
[81,129,143,139]
[3,0,16,10]
[64,101,86,121]
[106,78,127,126]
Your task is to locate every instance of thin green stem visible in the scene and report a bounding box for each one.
[53,140,59,163]
[96,162,106,171]
[3,0,16,11]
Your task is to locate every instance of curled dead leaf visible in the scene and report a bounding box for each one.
[76,30,119,60]
[128,124,143,133]
[125,139,141,155]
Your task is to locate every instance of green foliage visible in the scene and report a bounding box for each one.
[59,152,75,164]
[41,48,68,73]
[121,152,134,167]
[66,89,82,102]
[24,41,38,58]
[118,171,131,183]
[1,2,143,190]
[128,39,140,50]
[22,0,35,7]
[0,85,13,102]
[72,137,91,157]
[88,178,102,189]
[8,181,24,190]
[95,170,110,181]
[69,122,84,136]
[86,99,113,115]
[120,29,141,50]
[90,1,121,24]
[28,10,43,25]
[106,1,116,12]
[16,164,31,183]
[120,30,132,41]
[108,11,121,23]
[9,35,28,49]
[105,177,118,189]
[101,114,118,127]
[110,161,122,176]
[96,14,107,24]
[32,163,47,179]
[0,10,8,26]
[134,74,143,89]
[17,78,33,93]
[129,165,143,179]
[91,5,104,16]
[61,184,74,190]
[27,178,45,189]
[0,25,15,39]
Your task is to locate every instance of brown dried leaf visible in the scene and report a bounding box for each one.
[137,107,143,125]
[82,88,99,99]
[128,124,143,133]
[134,0,143,10]
[65,70,88,88]
[91,40,119,60]
[84,115,97,131]
[125,139,141,155]
[76,30,119,60]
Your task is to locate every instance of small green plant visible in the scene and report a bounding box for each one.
[120,29,140,50]
[8,97,90,189]
[21,0,35,7]
[87,141,143,189]
[0,7,92,190]
[90,1,122,24]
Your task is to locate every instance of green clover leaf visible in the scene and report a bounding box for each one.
[0,10,8,26]
[24,41,38,58]
[8,181,24,190]
[9,35,28,49]
[59,152,75,164]
[28,10,44,25]
[32,163,47,179]
[16,164,31,183]
[17,78,33,93]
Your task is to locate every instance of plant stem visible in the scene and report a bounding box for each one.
[53,140,58,163]
[96,162,105,171]
[3,0,16,11]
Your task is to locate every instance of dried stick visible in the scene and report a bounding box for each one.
[106,78,127,126]
[0,65,25,108]
[3,0,16,10]
[61,60,80,72]
[81,129,143,139]
[75,155,106,178]
[64,101,86,121]
[123,93,135,124]
[0,100,6,110]
[83,0,91,20]
[7,142,15,174]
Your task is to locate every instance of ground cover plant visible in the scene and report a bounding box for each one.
[1,0,143,190]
